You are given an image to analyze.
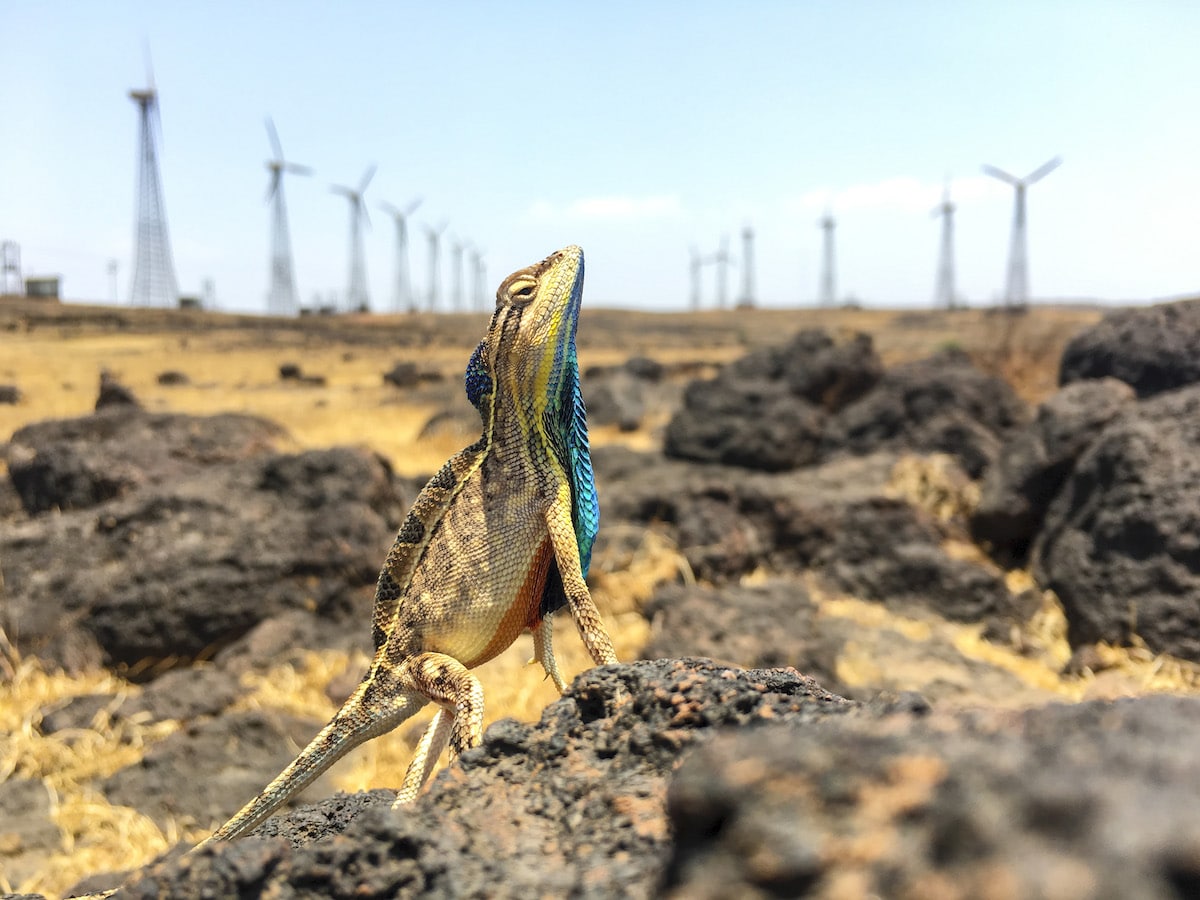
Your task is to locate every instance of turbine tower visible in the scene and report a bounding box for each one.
[331,164,376,312]
[471,248,487,310]
[932,183,958,309]
[713,235,731,309]
[424,221,448,311]
[264,118,311,316]
[688,245,702,310]
[450,238,466,311]
[127,64,179,307]
[982,156,1062,308]
[818,210,836,306]
[379,198,421,312]
[738,225,756,307]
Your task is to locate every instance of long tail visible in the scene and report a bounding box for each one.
[198,686,428,845]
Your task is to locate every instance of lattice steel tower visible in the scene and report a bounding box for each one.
[738,226,756,307]
[818,211,837,306]
[128,78,179,307]
[932,184,958,308]
[264,118,311,316]
[380,198,421,312]
[424,222,448,311]
[982,157,1061,308]
[331,165,376,312]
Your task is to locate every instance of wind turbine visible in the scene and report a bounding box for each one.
[379,198,421,312]
[738,225,756,307]
[818,210,837,306]
[688,245,702,310]
[264,118,311,316]
[424,221,448,311]
[713,235,732,309]
[982,156,1062,308]
[127,50,180,308]
[449,238,467,311]
[331,164,377,312]
[471,247,487,310]
[932,182,958,309]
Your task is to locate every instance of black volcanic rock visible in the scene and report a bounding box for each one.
[972,378,1135,562]
[1034,384,1200,663]
[1059,297,1200,398]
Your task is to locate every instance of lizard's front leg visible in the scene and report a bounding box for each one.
[545,486,619,666]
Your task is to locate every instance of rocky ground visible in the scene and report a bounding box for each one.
[4,298,1200,898]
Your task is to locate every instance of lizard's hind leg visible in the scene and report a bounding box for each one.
[392,707,452,806]
[201,680,428,845]
[403,652,485,755]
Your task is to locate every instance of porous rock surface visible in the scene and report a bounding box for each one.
[665,331,1027,478]
[1,407,406,671]
[98,659,852,898]
[59,663,1200,900]
[1059,297,1200,398]
[1034,384,1200,662]
[597,447,1028,633]
[971,377,1136,562]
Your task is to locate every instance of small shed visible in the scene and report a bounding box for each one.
[25,276,61,300]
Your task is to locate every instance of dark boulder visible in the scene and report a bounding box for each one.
[664,329,881,471]
[825,349,1028,478]
[664,695,1200,899]
[1059,297,1200,398]
[95,370,140,409]
[1034,384,1200,662]
[110,660,852,899]
[640,581,844,689]
[1,410,403,671]
[100,709,340,832]
[0,383,22,404]
[972,378,1136,561]
[664,377,827,471]
[156,370,190,386]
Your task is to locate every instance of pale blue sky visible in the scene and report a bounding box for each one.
[2,1,1197,311]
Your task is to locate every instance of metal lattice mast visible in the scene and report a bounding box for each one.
[424,222,447,310]
[128,80,179,307]
[932,184,957,308]
[738,226,756,307]
[713,235,731,309]
[688,245,702,310]
[982,157,1061,308]
[380,198,421,312]
[264,119,311,316]
[818,210,836,306]
[471,248,487,310]
[331,164,376,312]
[1,242,22,294]
[450,239,465,311]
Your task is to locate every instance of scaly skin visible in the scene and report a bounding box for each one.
[198,245,617,846]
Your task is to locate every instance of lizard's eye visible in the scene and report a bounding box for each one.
[509,280,537,303]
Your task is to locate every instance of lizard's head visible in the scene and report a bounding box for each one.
[464,245,599,572]
[465,244,585,418]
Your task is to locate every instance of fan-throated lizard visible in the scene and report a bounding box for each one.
[200,244,619,845]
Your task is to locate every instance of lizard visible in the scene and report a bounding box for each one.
[197,244,619,846]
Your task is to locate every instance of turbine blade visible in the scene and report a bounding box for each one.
[1025,156,1062,185]
[266,171,280,202]
[361,201,372,229]
[265,117,283,160]
[981,164,1020,186]
[358,164,377,194]
[331,184,355,197]
[285,163,313,176]
[404,198,422,216]
[379,200,398,218]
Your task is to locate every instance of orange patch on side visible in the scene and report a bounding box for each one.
[471,537,553,666]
